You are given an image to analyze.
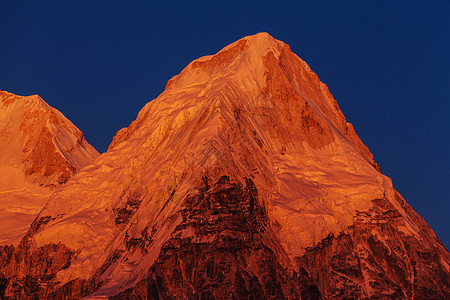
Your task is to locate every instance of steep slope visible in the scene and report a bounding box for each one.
[1,33,448,299]
[0,91,99,245]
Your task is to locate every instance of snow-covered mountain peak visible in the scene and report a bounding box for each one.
[0,90,99,191]
[1,35,448,299]
[110,33,376,171]
[0,90,99,245]
[163,33,284,92]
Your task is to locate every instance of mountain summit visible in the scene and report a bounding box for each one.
[0,90,99,246]
[0,90,99,191]
[1,33,448,299]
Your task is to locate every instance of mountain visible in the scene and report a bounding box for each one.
[1,33,448,299]
[0,90,99,245]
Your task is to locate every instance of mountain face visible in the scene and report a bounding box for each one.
[0,90,99,245]
[1,33,448,299]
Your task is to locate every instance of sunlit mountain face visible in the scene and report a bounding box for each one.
[0,33,448,299]
[0,90,99,246]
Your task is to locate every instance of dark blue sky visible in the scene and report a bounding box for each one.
[1,1,449,247]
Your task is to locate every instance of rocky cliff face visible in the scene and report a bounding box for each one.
[0,91,99,245]
[0,33,448,299]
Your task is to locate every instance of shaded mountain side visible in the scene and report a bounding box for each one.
[296,192,449,299]
[110,181,449,299]
[0,174,321,299]
[2,175,447,299]
[111,175,321,300]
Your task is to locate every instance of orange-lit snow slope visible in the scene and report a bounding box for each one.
[3,33,448,299]
[0,90,99,245]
